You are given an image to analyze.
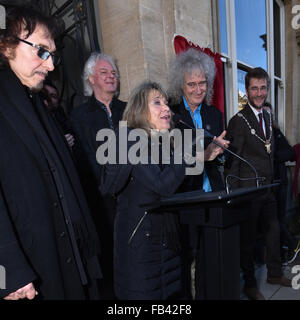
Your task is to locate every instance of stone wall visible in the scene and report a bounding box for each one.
[97,0,214,101]
[96,0,299,144]
[285,0,300,144]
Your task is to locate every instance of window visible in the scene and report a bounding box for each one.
[218,0,285,129]
[235,0,267,70]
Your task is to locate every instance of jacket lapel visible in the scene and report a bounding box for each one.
[243,104,265,140]
[263,109,271,141]
[173,100,197,128]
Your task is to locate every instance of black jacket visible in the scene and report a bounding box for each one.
[71,96,126,184]
[225,104,274,189]
[273,127,295,184]
[171,100,224,192]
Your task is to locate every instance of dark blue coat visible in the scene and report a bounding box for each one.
[100,132,191,299]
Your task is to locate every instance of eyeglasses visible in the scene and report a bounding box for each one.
[248,86,268,93]
[17,38,60,66]
[185,80,207,90]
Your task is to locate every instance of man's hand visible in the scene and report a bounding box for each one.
[204,130,230,161]
[3,282,38,300]
[64,133,75,148]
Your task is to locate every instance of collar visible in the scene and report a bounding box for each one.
[248,103,263,118]
[183,96,202,114]
[90,95,114,114]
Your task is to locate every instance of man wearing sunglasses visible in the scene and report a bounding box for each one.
[0,5,102,300]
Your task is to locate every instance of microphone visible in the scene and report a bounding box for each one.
[172,114,265,192]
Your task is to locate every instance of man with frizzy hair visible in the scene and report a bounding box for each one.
[225,67,291,300]
[0,5,102,300]
[168,48,229,299]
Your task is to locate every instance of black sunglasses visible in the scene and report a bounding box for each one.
[17,38,60,66]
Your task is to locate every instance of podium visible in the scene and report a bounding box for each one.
[142,184,278,300]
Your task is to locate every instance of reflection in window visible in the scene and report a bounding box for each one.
[219,0,228,55]
[238,68,248,110]
[235,0,267,69]
[274,79,280,123]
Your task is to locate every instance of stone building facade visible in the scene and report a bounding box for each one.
[96,0,300,144]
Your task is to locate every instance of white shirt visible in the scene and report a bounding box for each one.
[249,104,266,136]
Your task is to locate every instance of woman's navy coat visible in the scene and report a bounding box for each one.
[100,133,191,299]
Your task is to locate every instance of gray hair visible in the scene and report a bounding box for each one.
[82,52,120,97]
[167,48,216,105]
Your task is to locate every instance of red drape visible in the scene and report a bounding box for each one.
[173,35,224,115]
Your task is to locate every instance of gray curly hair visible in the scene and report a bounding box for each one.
[82,52,120,97]
[167,48,216,105]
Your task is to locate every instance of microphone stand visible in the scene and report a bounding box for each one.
[174,116,264,192]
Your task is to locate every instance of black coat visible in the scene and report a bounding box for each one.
[100,130,190,299]
[0,68,101,299]
[273,127,295,184]
[171,100,224,192]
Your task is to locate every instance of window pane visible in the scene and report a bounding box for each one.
[274,79,280,123]
[238,68,248,110]
[219,0,228,55]
[273,0,281,78]
[235,0,267,69]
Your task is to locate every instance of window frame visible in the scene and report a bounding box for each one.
[220,0,285,131]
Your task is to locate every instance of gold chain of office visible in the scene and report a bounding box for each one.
[237,111,273,154]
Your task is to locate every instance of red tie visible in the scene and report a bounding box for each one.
[258,113,265,138]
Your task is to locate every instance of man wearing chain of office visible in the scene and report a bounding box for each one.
[225,67,291,300]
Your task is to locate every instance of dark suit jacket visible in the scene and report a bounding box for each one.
[171,100,224,192]
[0,68,101,299]
[225,104,274,189]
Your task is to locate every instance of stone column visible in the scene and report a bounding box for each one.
[97,0,214,101]
[285,0,300,144]
[97,0,175,101]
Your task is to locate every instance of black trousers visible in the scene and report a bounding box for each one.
[240,190,282,288]
[276,184,297,250]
